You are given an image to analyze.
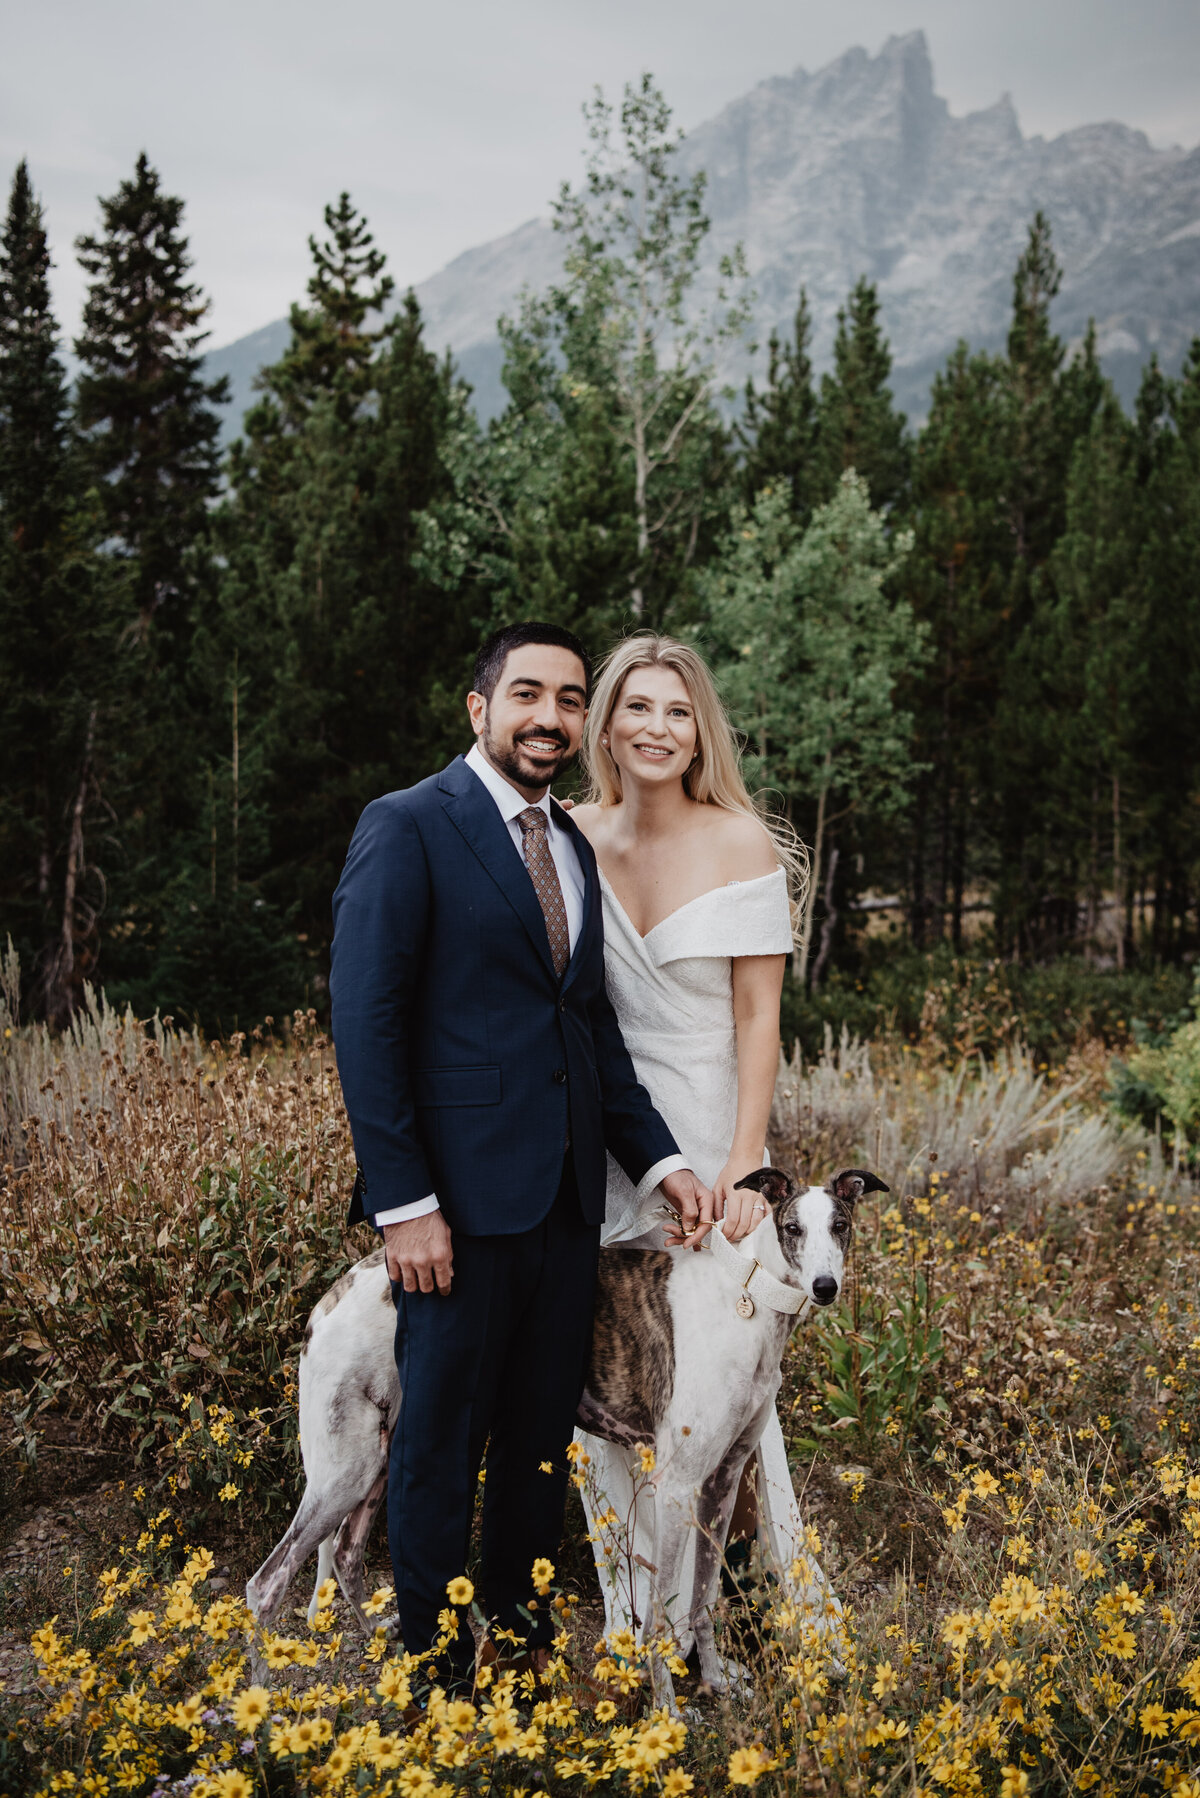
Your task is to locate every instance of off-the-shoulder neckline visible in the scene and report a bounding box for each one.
[597,866,786,943]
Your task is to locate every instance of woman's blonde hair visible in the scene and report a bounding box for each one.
[580,634,809,913]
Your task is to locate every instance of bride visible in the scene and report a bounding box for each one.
[570,633,841,1654]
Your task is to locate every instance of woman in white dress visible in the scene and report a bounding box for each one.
[569,634,840,1655]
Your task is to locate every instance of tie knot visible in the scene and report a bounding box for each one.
[517,806,548,834]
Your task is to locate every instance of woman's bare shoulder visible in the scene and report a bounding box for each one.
[703,807,779,879]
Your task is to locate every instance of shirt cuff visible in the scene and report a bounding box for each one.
[373,1194,440,1227]
[632,1153,690,1211]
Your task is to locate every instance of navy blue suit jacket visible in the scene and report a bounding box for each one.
[330,754,680,1234]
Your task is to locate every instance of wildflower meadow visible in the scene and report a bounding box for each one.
[3,955,1200,1797]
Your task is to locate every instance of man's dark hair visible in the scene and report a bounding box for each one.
[473,622,593,702]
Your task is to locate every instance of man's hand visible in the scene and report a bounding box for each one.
[383,1210,454,1295]
[659,1169,714,1250]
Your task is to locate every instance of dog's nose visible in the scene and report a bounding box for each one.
[812,1276,838,1307]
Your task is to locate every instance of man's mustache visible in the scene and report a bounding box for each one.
[515,730,570,752]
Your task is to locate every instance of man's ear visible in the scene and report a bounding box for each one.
[828,1169,890,1204]
[466,690,486,736]
[733,1167,796,1207]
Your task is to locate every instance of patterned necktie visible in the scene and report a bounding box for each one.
[517,806,570,979]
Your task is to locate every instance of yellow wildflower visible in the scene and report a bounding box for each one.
[728,1744,774,1785]
[872,1660,898,1699]
[446,1576,474,1607]
[531,1557,555,1594]
[488,1711,521,1753]
[230,1686,272,1734]
[208,1776,253,1798]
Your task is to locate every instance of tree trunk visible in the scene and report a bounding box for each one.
[43,709,96,1027]
[911,780,927,951]
[231,656,240,893]
[794,754,830,985]
[811,844,840,991]
[1085,778,1099,946]
[951,805,966,954]
[629,231,650,619]
[1112,771,1125,971]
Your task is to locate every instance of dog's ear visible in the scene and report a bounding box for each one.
[828,1169,890,1204]
[734,1167,795,1207]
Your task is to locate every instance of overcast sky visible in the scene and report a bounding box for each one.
[4,0,1198,352]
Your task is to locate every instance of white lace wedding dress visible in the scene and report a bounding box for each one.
[577,866,841,1653]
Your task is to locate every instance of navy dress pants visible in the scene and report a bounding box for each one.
[388,1162,599,1689]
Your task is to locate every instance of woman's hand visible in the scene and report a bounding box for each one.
[713,1157,771,1243]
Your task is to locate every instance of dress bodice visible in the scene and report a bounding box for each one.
[599,867,793,1239]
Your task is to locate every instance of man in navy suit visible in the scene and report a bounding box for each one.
[330,622,712,1694]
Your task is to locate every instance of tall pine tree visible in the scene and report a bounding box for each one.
[815,278,909,512]
[989,214,1108,953]
[75,152,228,643]
[0,162,113,1020]
[738,288,819,521]
[209,204,464,983]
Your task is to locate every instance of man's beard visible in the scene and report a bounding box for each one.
[482,719,574,790]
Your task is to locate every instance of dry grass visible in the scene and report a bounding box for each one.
[1,964,360,1523]
[2,988,1200,1795]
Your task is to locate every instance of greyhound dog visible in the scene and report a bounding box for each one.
[246,1166,887,1707]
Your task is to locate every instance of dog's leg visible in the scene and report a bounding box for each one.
[644,1485,693,1716]
[690,1407,774,1693]
[307,1536,337,1626]
[329,1462,391,1634]
[247,1483,361,1638]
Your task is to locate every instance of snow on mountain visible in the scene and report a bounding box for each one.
[205,32,1200,433]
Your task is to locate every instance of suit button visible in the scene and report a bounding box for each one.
[559,998,566,1011]
[552,1068,567,1084]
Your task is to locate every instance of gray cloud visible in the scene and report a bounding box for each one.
[3,0,1197,350]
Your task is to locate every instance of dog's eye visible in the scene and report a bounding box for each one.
[833,1218,850,1235]
[784,1221,804,1238]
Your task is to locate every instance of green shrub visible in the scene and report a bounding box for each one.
[782,947,1191,1066]
[1109,969,1200,1156]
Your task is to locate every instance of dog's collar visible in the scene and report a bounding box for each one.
[708,1221,813,1321]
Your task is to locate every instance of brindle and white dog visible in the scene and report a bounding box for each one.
[246,1165,887,1708]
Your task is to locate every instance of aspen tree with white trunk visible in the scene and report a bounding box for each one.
[549,74,752,618]
[704,473,926,985]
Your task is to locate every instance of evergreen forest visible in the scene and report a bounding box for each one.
[3,81,1199,1035]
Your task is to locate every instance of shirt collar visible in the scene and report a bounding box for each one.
[465,741,554,826]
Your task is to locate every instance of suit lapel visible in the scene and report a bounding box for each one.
[552,798,596,994]
[439,757,557,979]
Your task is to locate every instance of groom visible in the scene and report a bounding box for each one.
[330,621,712,1693]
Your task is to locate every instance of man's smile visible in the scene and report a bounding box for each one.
[517,734,568,756]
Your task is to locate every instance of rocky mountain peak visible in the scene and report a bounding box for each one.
[206,35,1200,433]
